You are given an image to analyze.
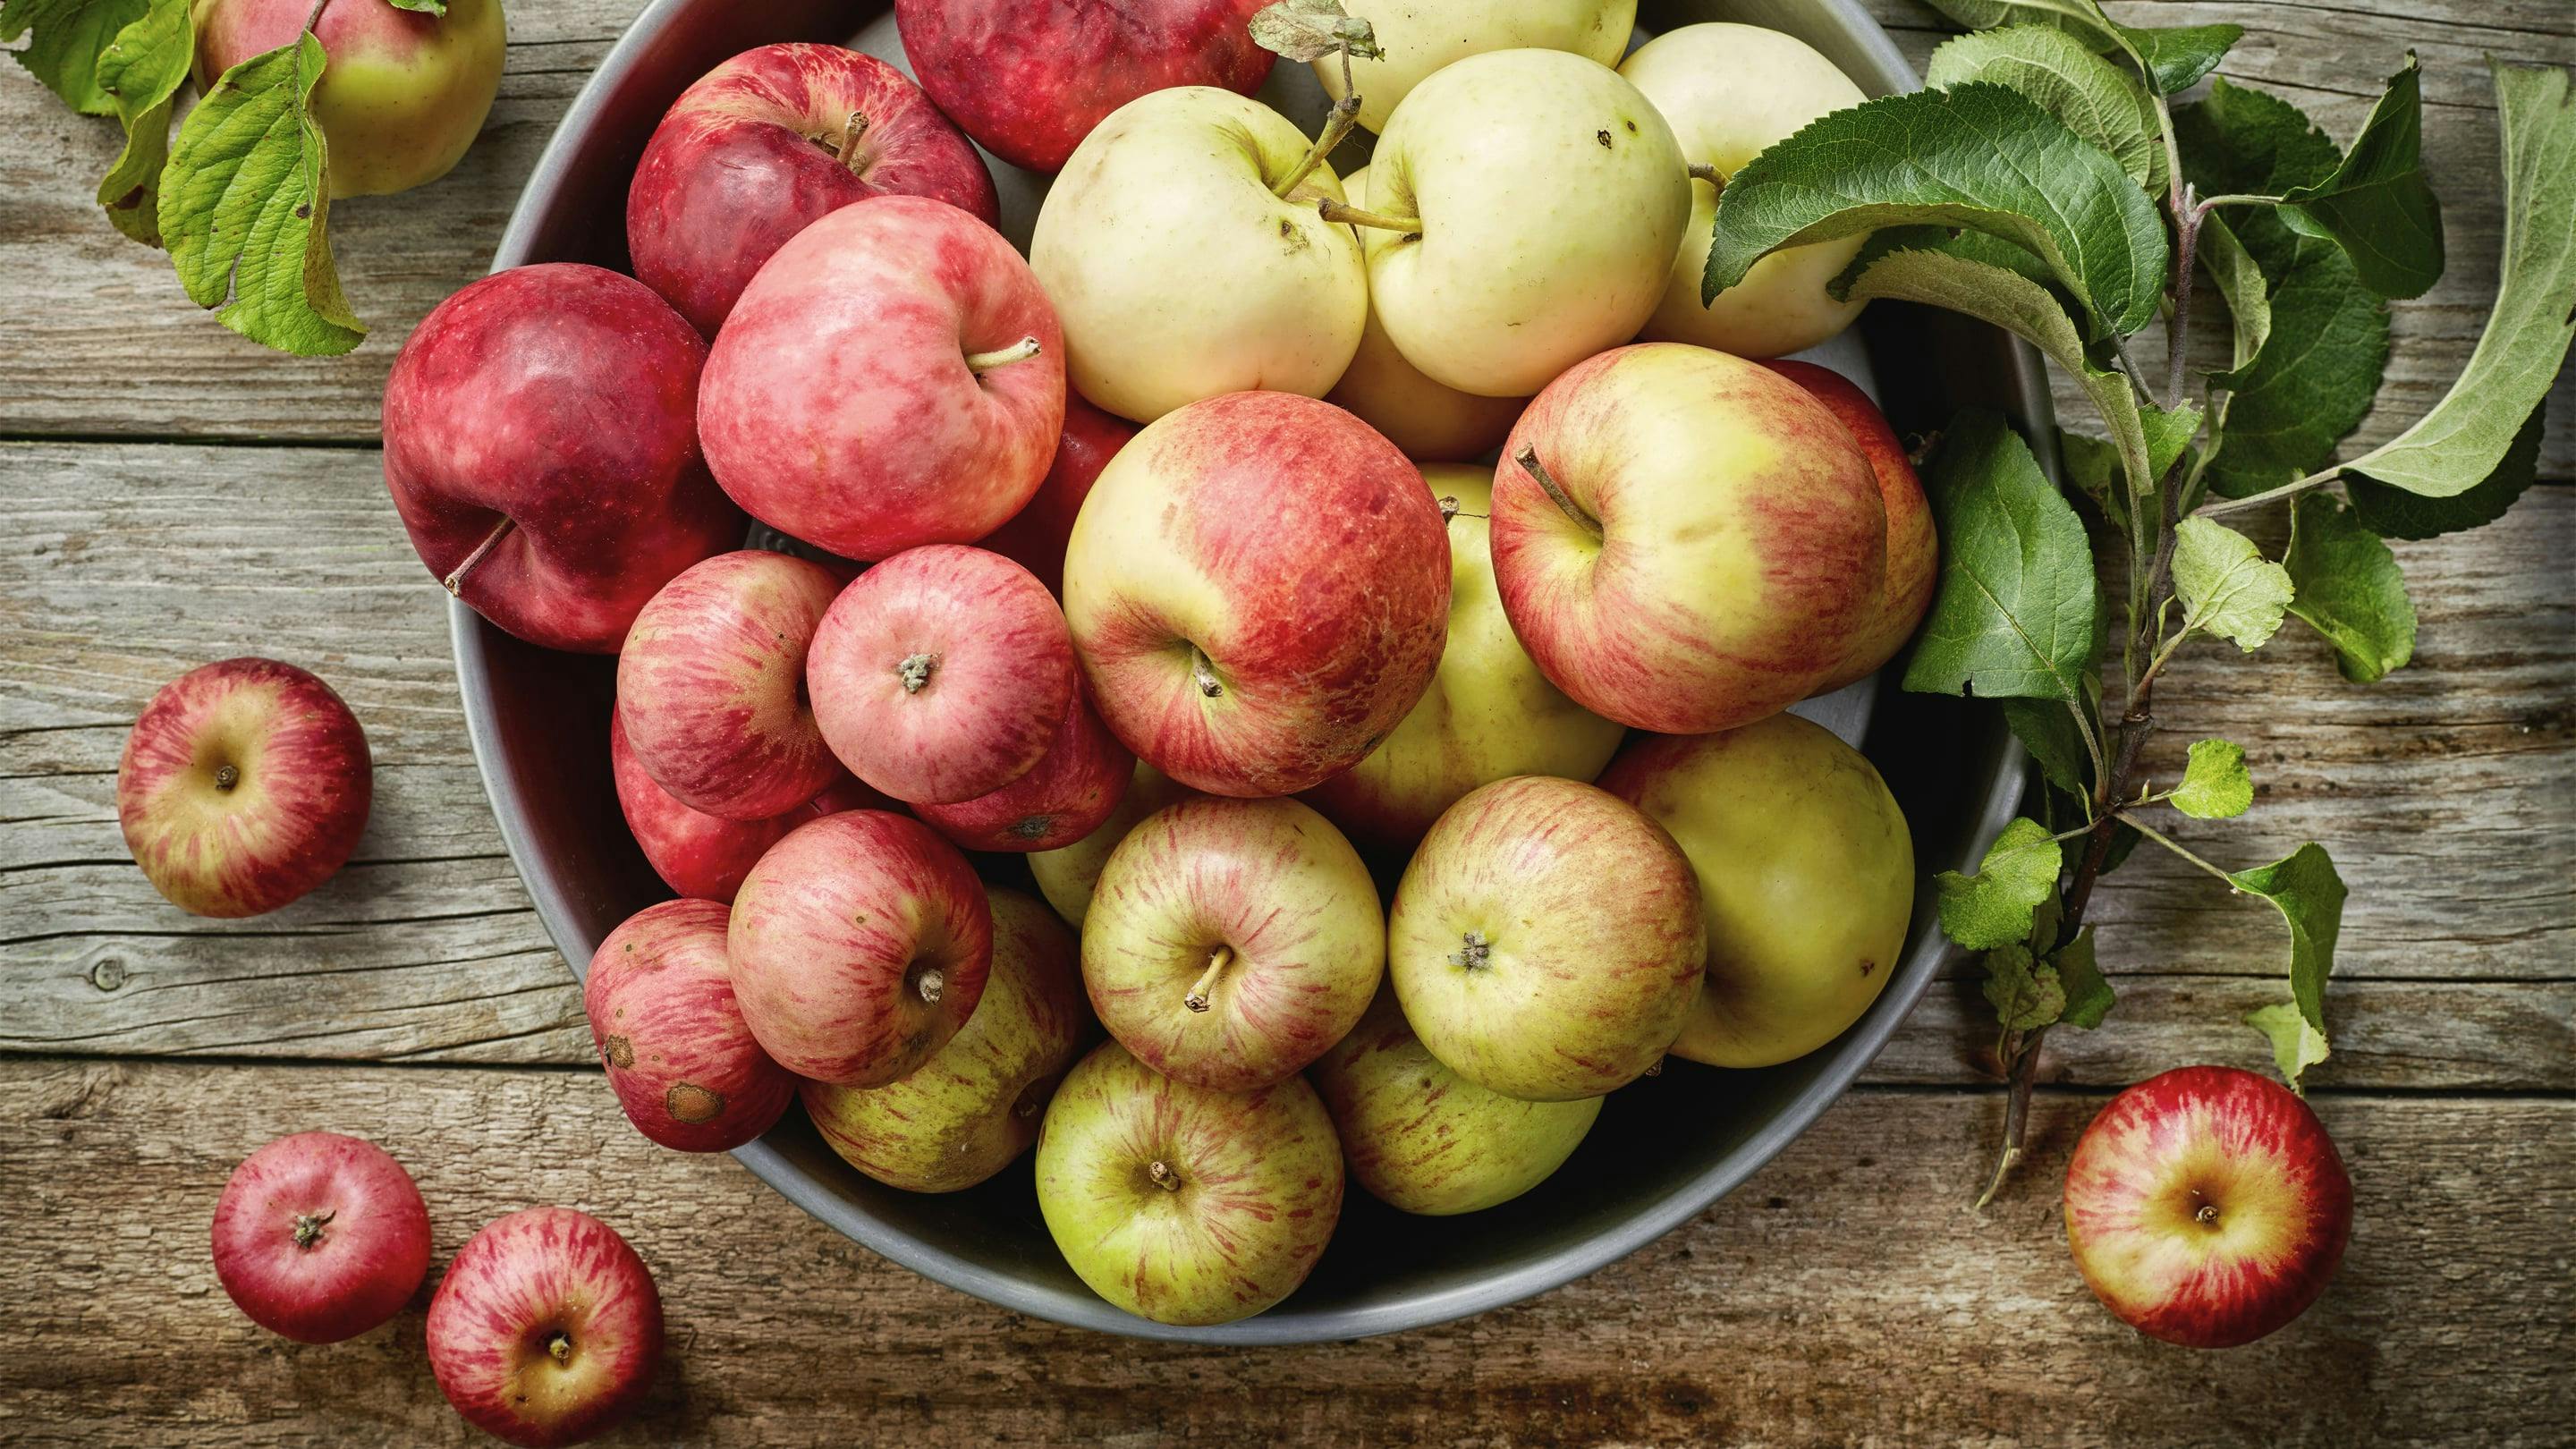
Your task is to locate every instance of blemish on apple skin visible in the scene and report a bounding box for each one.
[602,1035,635,1070]
[1596,130,1613,148]
[1859,958,1877,977]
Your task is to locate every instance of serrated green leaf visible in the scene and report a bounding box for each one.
[2246,1000,2331,1093]
[2172,738,2254,818]
[2348,404,2546,540]
[2284,493,2417,683]
[2337,64,2576,501]
[90,0,190,247]
[2117,23,2241,96]
[1927,26,2162,189]
[2055,928,2114,1028]
[2231,843,2345,1077]
[160,33,365,356]
[2178,80,2343,273]
[1939,817,2064,952]
[2173,517,2292,650]
[2275,54,2445,301]
[1900,409,2100,707]
[2002,697,2090,796]
[1835,224,2066,301]
[1703,81,2168,336]
[1,0,148,114]
[1980,942,2066,1031]
[2198,211,2271,372]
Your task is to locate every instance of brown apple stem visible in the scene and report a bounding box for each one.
[1148,1160,1182,1191]
[1272,91,1361,200]
[301,0,332,34]
[214,764,241,792]
[1973,1035,2041,1211]
[442,516,516,597]
[1686,161,1726,192]
[1189,648,1224,699]
[291,1209,334,1250]
[1182,945,1233,1013]
[547,1331,572,1363]
[1438,495,1460,521]
[835,110,871,174]
[916,967,945,1005]
[1513,446,1603,539]
[895,653,939,694]
[964,336,1043,374]
[1317,197,1423,238]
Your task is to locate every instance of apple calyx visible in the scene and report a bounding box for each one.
[2196,1202,2221,1224]
[546,1330,573,1364]
[963,336,1045,374]
[914,966,946,1005]
[291,1209,335,1250]
[1317,196,1422,241]
[895,652,940,694]
[442,515,517,597]
[1147,1160,1182,1192]
[1447,930,1492,972]
[1513,445,1604,540]
[1686,161,1726,193]
[1183,945,1234,1013]
[213,763,242,792]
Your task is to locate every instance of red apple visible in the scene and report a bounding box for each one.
[627,42,999,337]
[383,264,742,655]
[210,1131,430,1343]
[891,0,1276,174]
[1061,391,1451,797]
[607,707,886,903]
[914,686,1134,852]
[727,810,994,1087]
[2065,1065,2353,1349]
[808,545,1077,805]
[586,899,797,1152]
[118,657,371,918]
[616,551,844,820]
[977,396,1136,597]
[698,197,1064,562]
[1761,359,1937,691]
[427,1207,662,1448]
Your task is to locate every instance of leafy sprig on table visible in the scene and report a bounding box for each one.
[1708,6,2574,1199]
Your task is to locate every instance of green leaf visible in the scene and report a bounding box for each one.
[2002,698,2090,796]
[386,0,446,13]
[1926,26,2163,189]
[2177,80,2343,277]
[1939,817,2065,952]
[1980,942,2066,1032]
[2171,738,2253,819]
[2347,404,2545,540]
[2140,402,2201,481]
[2230,843,2346,1078]
[160,33,366,357]
[2203,249,2390,497]
[2055,928,2115,1029]
[2055,428,2126,529]
[1248,0,1381,63]
[2275,54,2445,301]
[2284,493,2417,683]
[90,0,191,247]
[0,0,147,114]
[2172,517,2292,650]
[2197,211,2271,372]
[2335,63,2576,501]
[2246,1000,2331,1093]
[2116,23,2242,96]
[1703,81,2168,335]
[1901,409,2101,706]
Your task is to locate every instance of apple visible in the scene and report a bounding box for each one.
[608,707,884,904]
[210,1131,430,1343]
[614,551,844,821]
[118,657,371,918]
[1304,466,1623,851]
[1031,87,1366,423]
[1062,390,1451,797]
[893,0,1275,174]
[699,196,1064,562]
[914,686,1134,852]
[2065,1065,2353,1349]
[1597,713,1914,1068]
[1035,1040,1343,1326]
[192,0,504,198]
[1318,167,1529,462]
[807,545,1078,805]
[1763,360,1938,691]
[1028,759,1194,927]
[1352,49,1689,398]
[1490,343,1887,733]
[427,1207,662,1448]
[977,397,1137,597]
[1309,987,1601,1216]
[1082,795,1381,1090]
[727,810,993,1087]
[383,263,741,655]
[626,43,999,337]
[586,898,797,1152]
[1389,775,1704,1101]
[1622,23,1870,359]
[1317,0,1635,132]
[805,888,1091,1191]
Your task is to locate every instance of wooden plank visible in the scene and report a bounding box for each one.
[0,2,2567,475]
[0,1057,2563,1447]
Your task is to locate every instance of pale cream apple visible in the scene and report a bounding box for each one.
[1356,49,1689,398]
[1317,0,1636,133]
[1028,760,1196,928]
[1030,87,1365,423]
[1622,23,1869,358]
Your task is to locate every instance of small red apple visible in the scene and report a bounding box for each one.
[627,42,999,336]
[914,686,1134,852]
[2065,1065,2353,1349]
[210,1131,431,1343]
[607,707,886,904]
[977,396,1136,597]
[426,1207,662,1448]
[586,898,797,1152]
[1761,359,1936,691]
[118,657,372,918]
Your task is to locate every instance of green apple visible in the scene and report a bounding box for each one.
[1316,0,1637,133]
[1030,86,1365,423]
[1388,775,1704,1101]
[802,889,1092,1192]
[1305,465,1623,851]
[1597,713,1915,1068]
[1309,987,1601,1215]
[1083,796,1381,1090]
[1623,23,1869,358]
[1352,48,1690,399]
[1028,760,1192,928]
[1035,1040,1343,1326]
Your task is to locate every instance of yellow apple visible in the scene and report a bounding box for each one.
[1028,759,1191,928]
[1316,0,1637,133]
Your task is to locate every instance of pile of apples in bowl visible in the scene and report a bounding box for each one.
[426,0,2036,1343]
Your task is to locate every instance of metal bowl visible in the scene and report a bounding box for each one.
[456,0,2039,1343]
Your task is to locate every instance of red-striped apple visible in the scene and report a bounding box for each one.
[914,687,1133,852]
[427,1208,661,1448]
[978,397,1136,597]
[607,707,885,904]
[1763,359,1938,691]
[210,1132,430,1343]
[585,899,796,1152]
[1028,760,1195,927]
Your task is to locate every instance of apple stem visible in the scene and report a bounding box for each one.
[1148,1160,1182,1191]
[1272,91,1362,200]
[1182,945,1233,1013]
[301,0,332,35]
[1189,648,1224,700]
[443,516,516,597]
[1317,197,1422,239]
[1687,161,1726,192]
[547,1331,572,1363]
[835,110,871,175]
[916,967,945,1005]
[896,653,939,694]
[291,1209,334,1250]
[214,763,241,792]
[963,336,1043,374]
[1513,446,1603,539]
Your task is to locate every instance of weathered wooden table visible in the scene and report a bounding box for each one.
[3,3,2569,1445]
